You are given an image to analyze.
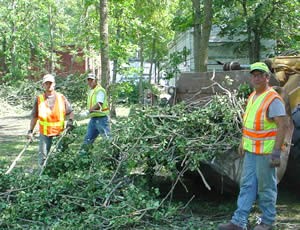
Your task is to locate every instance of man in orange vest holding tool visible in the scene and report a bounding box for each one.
[27,74,74,166]
[218,62,287,230]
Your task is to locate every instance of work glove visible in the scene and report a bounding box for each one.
[27,130,34,142]
[79,110,89,118]
[270,148,281,168]
[66,119,75,132]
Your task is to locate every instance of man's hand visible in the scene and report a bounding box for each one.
[238,142,245,157]
[27,130,34,142]
[270,148,281,168]
[66,119,75,132]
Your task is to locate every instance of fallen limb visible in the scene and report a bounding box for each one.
[196,167,211,191]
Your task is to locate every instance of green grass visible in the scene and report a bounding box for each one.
[0,137,39,171]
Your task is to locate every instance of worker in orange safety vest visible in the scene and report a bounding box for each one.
[27,74,74,166]
[218,62,287,230]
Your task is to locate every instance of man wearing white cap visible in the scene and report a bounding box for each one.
[27,74,74,166]
[79,73,110,155]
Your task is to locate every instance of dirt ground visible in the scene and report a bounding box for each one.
[0,97,37,171]
[0,97,31,143]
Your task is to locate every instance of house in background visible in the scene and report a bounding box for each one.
[29,46,102,79]
[168,26,276,73]
[52,46,86,76]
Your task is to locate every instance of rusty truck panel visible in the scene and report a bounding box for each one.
[176,70,278,102]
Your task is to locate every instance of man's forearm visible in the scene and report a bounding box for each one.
[67,111,74,120]
[29,117,38,132]
[89,102,102,112]
[273,116,287,149]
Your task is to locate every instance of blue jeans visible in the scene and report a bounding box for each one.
[83,116,110,144]
[231,151,277,228]
[39,134,53,166]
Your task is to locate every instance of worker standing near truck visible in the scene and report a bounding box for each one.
[27,74,74,166]
[79,73,110,155]
[218,62,287,230]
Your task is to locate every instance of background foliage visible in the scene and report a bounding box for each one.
[0,0,300,84]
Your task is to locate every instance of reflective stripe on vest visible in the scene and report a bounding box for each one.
[242,88,282,154]
[38,92,66,136]
[87,85,109,117]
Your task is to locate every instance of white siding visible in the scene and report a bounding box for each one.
[168,26,276,72]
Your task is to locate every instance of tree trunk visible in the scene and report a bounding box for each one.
[10,0,16,74]
[253,29,261,62]
[157,61,160,84]
[1,34,8,73]
[242,0,254,63]
[199,0,213,72]
[110,14,122,118]
[110,58,117,118]
[49,5,55,73]
[154,61,157,84]
[99,0,110,89]
[191,0,201,72]
[148,38,156,84]
[139,40,144,104]
[110,26,121,118]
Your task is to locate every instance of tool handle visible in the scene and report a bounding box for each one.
[5,139,32,174]
[39,127,70,176]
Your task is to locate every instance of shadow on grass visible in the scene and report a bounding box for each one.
[0,137,39,170]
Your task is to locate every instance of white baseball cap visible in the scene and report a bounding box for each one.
[87,73,96,80]
[43,74,55,83]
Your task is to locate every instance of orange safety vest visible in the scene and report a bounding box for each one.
[242,88,283,154]
[38,92,66,136]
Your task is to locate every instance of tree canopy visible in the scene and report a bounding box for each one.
[0,0,299,82]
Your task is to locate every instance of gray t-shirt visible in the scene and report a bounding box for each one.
[31,92,73,118]
[268,98,286,119]
[88,89,105,104]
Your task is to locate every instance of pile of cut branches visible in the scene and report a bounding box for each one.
[0,83,247,229]
[0,129,180,229]
[103,90,245,190]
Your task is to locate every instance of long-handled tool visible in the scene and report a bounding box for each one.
[39,127,70,175]
[5,139,32,174]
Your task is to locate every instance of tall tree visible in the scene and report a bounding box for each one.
[99,0,110,89]
[216,0,300,62]
[10,0,16,74]
[48,4,55,73]
[198,0,212,72]
[191,0,213,72]
[191,0,201,72]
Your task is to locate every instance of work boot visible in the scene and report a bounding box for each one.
[78,143,90,155]
[253,223,272,230]
[218,222,244,230]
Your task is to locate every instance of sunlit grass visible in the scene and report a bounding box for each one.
[1,137,39,171]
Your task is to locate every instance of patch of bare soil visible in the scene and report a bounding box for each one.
[0,97,31,143]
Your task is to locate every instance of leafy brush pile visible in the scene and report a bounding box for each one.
[0,128,179,229]
[0,87,247,229]
[106,94,244,178]
[0,73,87,111]
[0,79,42,110]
